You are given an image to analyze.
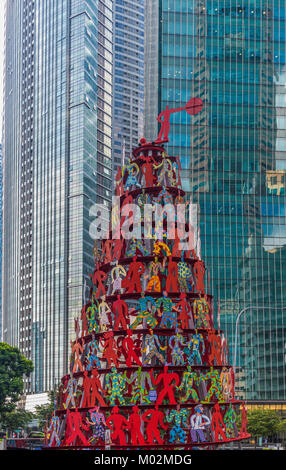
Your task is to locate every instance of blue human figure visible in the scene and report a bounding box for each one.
[166,405,189,444]
[156,291,177,329]
[184,333,205,366]
[169,330,186,365]
[85,338,101,371]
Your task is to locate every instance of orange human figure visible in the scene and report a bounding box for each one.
[102,239,113,264]
[71,338,85,374]
[81,305,89,337]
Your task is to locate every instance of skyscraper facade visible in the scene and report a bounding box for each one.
[112,0,144,173]
[0,144,2,342]
[145,0,286,399]
[3,0,113,394]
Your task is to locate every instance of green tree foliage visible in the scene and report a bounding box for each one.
[0,409,34,434]
[247,409,286,442]
[34,389,60,432]
[0,342,34,414]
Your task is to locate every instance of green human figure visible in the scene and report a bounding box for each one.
[86,300,99,334]
[156,291,177,328]
[192,296,211,329]
[178,366,200,403]
[166,405,189,444]
[223,403,237,438]
[105,366,127,406]
[125,366,154,404]
[131,294,158,330]
[202,367,224,403]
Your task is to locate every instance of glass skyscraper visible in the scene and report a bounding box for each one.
[112,0,145,173]
[145,0,286,400]
[0,144,2,342]
[3,0,113,394]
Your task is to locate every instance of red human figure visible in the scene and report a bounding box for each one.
[90,368,107,407]
[173,292,193,329]
[208,329,222,366]
[112,295,129,331]
[240,403,248,436]
[91,265,107,299]
[105,406,129,446]
[155,105,186,143]
[211,403,227,442]
[142,405,168,445]
[81,370,92,408]
[193,260,205,294]
[102,239,113,264]
[65,408,90,447]
[112,238,124,261]
[128,405,145,445]
[150,366,180,405]
[100,331,119,368]
[165,256,179,293]
[122,256,145,293]
[141,155,155,187]
[71,338,84,374]
[120,190,134,231]
[81,305,88,337]
[122,328,142,367]
[231,368,236,399]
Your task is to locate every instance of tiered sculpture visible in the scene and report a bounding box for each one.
[47,102,250,449]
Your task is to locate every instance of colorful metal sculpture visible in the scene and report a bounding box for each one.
[48,112,250,449]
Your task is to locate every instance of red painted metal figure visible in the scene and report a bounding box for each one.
[240,403,248,436]
[91,264,107,299]
[105,406,129,446]
[122,328,142,367]
[128,405,146,446]
[142,405,168,445]
[173,292,192,330]
[90,368,107,407]
[141,155,156,187]
[208,329,222,366]
[211,403,227,442]
[193,260,205,294]
[122,256,145,293]
[65,408,90,447]
[150,365,180,405]
[100,331,119,368]
[112,295,129,331]
[165,255,179,293]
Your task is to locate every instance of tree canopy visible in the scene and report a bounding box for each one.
[0,342,34,414]
[246,409,286,440]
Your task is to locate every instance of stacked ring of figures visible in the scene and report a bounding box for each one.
[47,142,250,449]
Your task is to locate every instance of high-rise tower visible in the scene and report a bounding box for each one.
[145,0,286,399]
[2,0,114,395]
[112,0,144,174]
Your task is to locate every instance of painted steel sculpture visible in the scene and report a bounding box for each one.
[47,101,250,449]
